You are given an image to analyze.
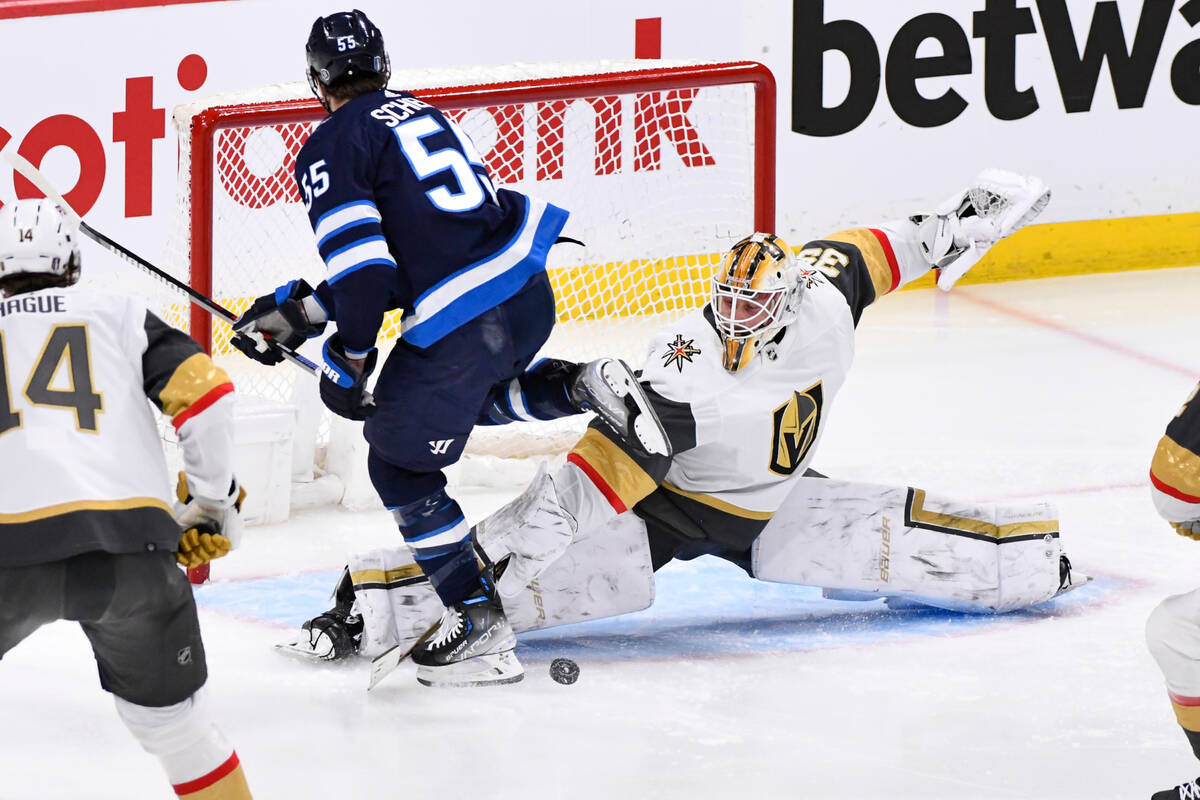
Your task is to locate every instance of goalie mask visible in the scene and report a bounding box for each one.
[0,200,81,293]
[710,233,802,372]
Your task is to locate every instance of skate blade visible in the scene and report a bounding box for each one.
[602,360,672,458]
[368,641,418,690]
[1054,571,1093,597]
[415,649,524,688]
[275,638,339,662]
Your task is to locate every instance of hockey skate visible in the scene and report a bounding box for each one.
[569,358,671,457]
[1053,554,1092,598]
[276,568,363,661]
[410,566,523,687]
[1153,776,1200,799]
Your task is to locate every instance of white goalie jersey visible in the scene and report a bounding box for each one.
[563,222,932,539]
[638,273,853,516]
[0,287,235,567]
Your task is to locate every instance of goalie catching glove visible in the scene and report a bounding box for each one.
[174,473,247,568]
[918,168,1051,291]
[230,279,327,365]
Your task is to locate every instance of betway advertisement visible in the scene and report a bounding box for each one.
[0,0,1196,284]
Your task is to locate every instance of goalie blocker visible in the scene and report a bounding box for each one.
[291,477,1082,660]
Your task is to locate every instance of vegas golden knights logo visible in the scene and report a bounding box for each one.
[769,381,823,475]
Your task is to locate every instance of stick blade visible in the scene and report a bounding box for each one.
[367,644,409,690]
[366,620,438,691]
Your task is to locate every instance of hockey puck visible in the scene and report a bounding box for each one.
[549,657,579,685]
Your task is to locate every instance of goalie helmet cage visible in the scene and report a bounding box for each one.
[173,59,774,466]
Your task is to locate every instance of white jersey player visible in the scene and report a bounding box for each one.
[0,200,252,799]
[287,170,1075,667]
[1146,382,1200,800]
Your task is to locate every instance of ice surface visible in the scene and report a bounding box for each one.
[4,269,1200,799]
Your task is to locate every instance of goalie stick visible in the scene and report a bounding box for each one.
[2,150,321,376]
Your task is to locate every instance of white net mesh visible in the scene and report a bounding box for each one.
[163,60,771,469]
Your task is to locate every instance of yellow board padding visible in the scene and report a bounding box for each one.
[899,211,1200,291]
[203,212,1200,356]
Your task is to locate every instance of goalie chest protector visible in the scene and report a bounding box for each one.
[638,274,857,517]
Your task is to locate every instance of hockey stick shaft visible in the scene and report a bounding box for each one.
[2,150,320,375]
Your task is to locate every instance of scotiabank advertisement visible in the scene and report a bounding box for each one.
[1,0,1197,290]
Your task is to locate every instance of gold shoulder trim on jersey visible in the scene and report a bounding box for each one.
[0,497,172,524]
[570,429,659,510]
[159,353,232,420]
[1152,435,1200,500]
[350,564,425,587]
[826,228,895,298]
[908,489,1057,539]
[660,482,775,521]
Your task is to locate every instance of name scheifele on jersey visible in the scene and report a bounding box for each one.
[0,293,67,318]
[296,89,569,353]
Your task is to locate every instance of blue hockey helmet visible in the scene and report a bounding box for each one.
[306,10,391,107]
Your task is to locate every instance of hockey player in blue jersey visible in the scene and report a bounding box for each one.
[230,9,669,687]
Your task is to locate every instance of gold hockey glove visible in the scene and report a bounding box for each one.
[174,472,247,568]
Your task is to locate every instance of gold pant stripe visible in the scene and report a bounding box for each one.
[660,482,775,521]
[0,497,172,524]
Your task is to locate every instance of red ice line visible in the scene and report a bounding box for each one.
[955,290,1199,379]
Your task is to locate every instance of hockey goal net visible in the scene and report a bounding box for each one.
[167,59,774,500]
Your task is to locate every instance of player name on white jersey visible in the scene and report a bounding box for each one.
[0,293,67,317]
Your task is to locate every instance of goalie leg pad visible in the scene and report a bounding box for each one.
[344,515,655,656]
[474,462,579,599]
[500,513,655,633]
[347,546,445,659]
[751,478,1066,613]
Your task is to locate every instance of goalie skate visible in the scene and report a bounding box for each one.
[275,609,363,662]
[569,358,671,457]
[1052,555,1091,598]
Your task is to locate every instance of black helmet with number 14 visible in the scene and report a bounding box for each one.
[306,9,391,111]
